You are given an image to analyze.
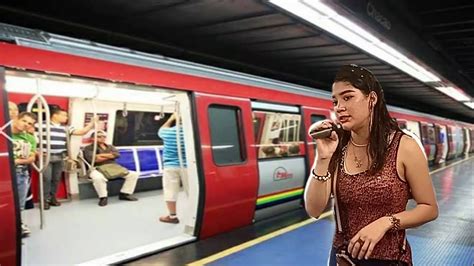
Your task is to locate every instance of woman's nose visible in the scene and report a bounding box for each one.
[336,105,346,112]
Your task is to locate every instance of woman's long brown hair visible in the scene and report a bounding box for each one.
[328,64,400,176]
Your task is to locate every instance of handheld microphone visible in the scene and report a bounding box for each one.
[309,123,342,139]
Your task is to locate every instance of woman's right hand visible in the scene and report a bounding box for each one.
[308,120,339,160]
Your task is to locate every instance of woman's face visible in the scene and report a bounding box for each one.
[332,81,371,131]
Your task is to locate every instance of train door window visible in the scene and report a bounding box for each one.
[311,115,325,124]
[253,110,303,159]
[209,105,245,165]
[420,124,429,144]
[427,125,436,145]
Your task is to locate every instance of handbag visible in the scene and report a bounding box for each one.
[96,163,129,179]
[64,157,80,173]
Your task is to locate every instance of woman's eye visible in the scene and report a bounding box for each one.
[343,96,352,101]
[332,101,338,106]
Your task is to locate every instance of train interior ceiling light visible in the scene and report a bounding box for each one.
[4,71,173,105]
[270,0,472,105]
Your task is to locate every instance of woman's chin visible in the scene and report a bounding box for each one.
[340,122,351,131]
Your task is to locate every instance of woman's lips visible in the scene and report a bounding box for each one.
[338,115,350,123]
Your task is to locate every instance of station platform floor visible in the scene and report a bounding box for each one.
[129,156,474,266]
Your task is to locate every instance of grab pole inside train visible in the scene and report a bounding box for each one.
[27,84,51,230]
[87,95,99,169]
[174,101,185,171]
[0,120,15,142]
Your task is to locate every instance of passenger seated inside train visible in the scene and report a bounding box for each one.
[83,130,139,206]
[262,143,301,158]
[288,144,300,156]
[262,146,278,158]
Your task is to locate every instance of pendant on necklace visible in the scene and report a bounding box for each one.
[354,156,362,168]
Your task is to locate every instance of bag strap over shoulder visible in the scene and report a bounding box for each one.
[333,164,343,233]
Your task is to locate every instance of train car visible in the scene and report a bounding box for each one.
[0,24,472,265]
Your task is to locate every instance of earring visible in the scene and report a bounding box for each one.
[369,105,373,132]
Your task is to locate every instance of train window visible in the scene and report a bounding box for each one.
[253,110,303,159]
[209,105,245,165]
[113,110,171,146]
[397,119,407,130]
[311,115,325,124]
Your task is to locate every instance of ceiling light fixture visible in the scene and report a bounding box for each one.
[462,102,474,109]
[269,0,440,83]
[434,86,471,102]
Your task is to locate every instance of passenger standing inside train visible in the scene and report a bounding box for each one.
[10,101,38,210]
[83,130,139,206]
[305,64,438,265]
[11,112,37,237]
[39,108,96,209]
[158,113,187,224]
[8,101,19,119]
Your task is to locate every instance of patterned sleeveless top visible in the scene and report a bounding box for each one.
[333,131,412,265]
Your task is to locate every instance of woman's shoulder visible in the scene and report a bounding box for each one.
[398,131,426,159]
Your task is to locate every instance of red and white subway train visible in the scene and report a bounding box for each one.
[0,24,473,265]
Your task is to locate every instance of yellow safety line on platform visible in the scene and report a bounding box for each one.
[187,210,333,266]
[188,155,473,266]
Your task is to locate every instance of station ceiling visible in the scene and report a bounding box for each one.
[0,0,473,122]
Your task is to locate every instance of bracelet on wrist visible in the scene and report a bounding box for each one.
[311,168,331,181]
[388,214,401,232]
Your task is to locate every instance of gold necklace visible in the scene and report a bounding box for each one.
[350,137,368,147]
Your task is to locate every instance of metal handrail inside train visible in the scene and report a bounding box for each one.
[88,95,99,170]
[26,90,51,229]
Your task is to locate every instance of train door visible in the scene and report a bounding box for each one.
[455,126,464,157]
[405,120,421,140]
[302,107,332,170]
[5,70,199,265]
[194,93,258,238]
[462,127,470,156]
[420,122,436,165]
[251,102,308,221]
[446,125,456,160]
[0,69,19,266]
[470,129,474,153]
[435,124,448,164]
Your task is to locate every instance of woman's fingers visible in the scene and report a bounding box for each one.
[347,234,359,254]
[357,239,370,260]
[365,241,376,260]
[350,241,361,259]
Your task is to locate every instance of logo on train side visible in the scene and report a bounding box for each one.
[273,167,294,181]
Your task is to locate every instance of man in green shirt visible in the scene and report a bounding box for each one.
[12,112,37,238]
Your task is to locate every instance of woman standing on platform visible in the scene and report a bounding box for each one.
[304,64,438,265]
